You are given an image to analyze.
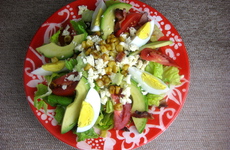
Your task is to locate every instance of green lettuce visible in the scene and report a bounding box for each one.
[65,58,78,71]
[50,29,61,44]
[95,111,114,130]
[76,128,99,142]
[54,105,65,124]
[47,94,73,107]
[162,66,181,85]
[145,62,163,79]
[146,93,164,106]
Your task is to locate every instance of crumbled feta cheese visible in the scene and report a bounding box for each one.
[66,74,75,81]
[62,85,67,90]
[62,25,70,36]
[75,44,84,52]
[78,5,88,15]
[85,54,95,67]
[123,74,131,85]
[129,27,136,37]
[74,72,82,81]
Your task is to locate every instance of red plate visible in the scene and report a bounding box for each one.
[23,0,190,149]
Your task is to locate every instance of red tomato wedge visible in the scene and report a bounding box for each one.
[140,48,180,68]
[114,103,132,130]
[115,13,143,37]
[49,72,79,96]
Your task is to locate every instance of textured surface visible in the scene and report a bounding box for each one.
[0,0,229,150]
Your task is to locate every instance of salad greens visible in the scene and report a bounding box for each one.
[32,0,182,141]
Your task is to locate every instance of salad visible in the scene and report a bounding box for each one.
[31,0,182,142]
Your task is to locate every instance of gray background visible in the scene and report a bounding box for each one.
[1,0,229,149]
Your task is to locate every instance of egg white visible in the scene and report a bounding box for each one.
[130,20,155,47]
[90,0,106,32]
[77,88,101,133]
[128,67,169,95]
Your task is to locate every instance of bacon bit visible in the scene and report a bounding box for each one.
[115,52,126,62]
[132,110,154,119]
[158,99,168,108]
[138,12,149,27]
[114,9,127,32]
[121,127,130,132]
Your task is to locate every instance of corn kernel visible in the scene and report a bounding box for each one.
[84,63,92,71]
[100,45,107,52]
[96,79,104,87]
[122,64,130,71]
[51,57,59,63]
[101,53,109,62]
[114,103,123,111]
[116,44,123,52]
[115,86,121,94]
[85,48,92,56]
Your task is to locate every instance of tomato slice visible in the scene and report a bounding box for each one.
[49,72,79,96]
[114,103,132,130]
[140,48,180,68]
[115,13,143,37]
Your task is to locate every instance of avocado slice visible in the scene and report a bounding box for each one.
[61,77,90,134]
[130,40,173,56]
[36,33,86,59]
[100,2,132,39]
[130,79,148,133]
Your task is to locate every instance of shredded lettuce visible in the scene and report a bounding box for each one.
[76,128,99,142]
[162,66,181,85]
[146,93,164,106]
[95,111,114,130]
[145,62,163,79]
[70,20,88,37]
[50,29,61,44]
[47,94,73,107]
[81,10,94,22]
[65,58,78,71]
[54,105,65,124]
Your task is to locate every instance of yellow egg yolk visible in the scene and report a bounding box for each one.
[78,101,94,127]
[41,60,65,72]
[141,72,166,90]
[136,22,151,39]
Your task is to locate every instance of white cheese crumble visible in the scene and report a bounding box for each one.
[62,25,70,36]
[100,88,111,105]
[85,54,95,67]
[62,85,67,90]
[78,5,88,15]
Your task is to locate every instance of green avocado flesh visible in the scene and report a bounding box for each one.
[36,33,86,59]
[61,77,90,134]
[100,2,132,39]
[130,79,148,133]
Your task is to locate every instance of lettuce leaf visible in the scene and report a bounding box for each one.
[50,29,61,44]
[95,111,114,130]
[76,128,99,142]
[146,93,164,106]
[65,58,78,71]
[162,66,181,85]
[54,105,65,125]
[145,62,163,79]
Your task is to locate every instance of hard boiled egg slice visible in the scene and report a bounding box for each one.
[90,0,106,32]
[77,88,101,133]
[130,20,155,47]
[128,67,169,95]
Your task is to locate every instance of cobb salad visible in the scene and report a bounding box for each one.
[32,0,182,142]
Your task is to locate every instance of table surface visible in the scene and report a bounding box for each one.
[1,0,229,150]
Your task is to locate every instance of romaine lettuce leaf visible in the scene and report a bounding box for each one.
[146,93,164,106]
[162,66,181,85]
[54,105,65,124]
[76,128,99,142]
[145,62,163,79]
